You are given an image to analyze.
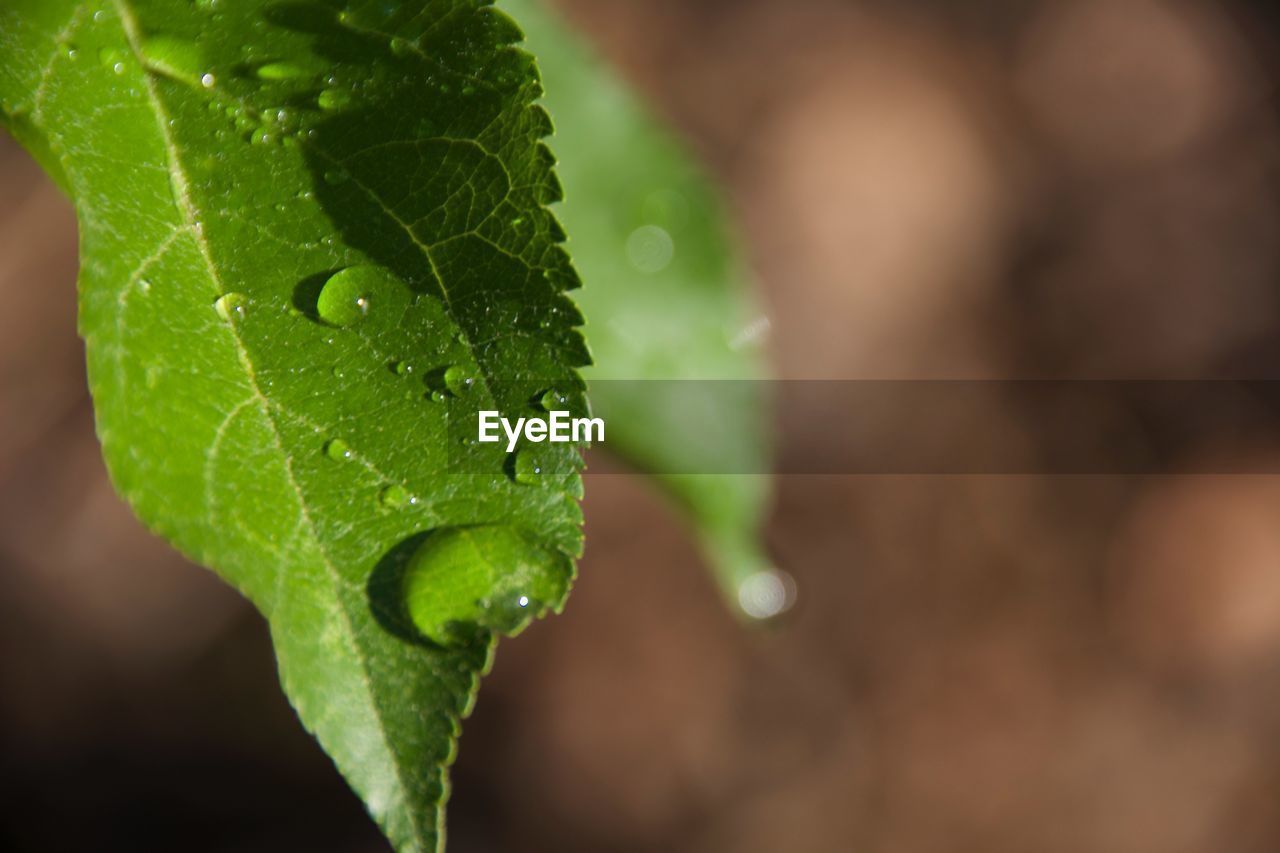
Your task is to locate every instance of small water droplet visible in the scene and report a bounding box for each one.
[391,360,413,376]
[401,525,571,646]
[512,448,545,485]
[537,388,568,411]
[213,292,246,321]
[443,365,475,396]
[389,37,414,58]
[378,484,412,509]
[323,167,349,185]
[316,265,393,327]
[324,438,352,461]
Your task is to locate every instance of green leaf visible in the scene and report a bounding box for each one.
[506,0,777,614]
[1,1,587,850]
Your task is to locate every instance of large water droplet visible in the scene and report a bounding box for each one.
[402,525,571,646]
[213,292,246,322]
[316,265,393,327]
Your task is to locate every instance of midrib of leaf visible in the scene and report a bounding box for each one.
[108,0,432,842]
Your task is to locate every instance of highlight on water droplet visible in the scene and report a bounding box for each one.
[213,292,247,322]
[737,569,797,621]
[401,525,571,647]
[324,438,352,461]
[315,265,396,327]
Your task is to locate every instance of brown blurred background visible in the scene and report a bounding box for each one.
[6,0,1280,850]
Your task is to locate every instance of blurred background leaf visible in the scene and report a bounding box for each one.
[507,0,780,618]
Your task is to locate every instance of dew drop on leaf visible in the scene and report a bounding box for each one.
[213,292,247,322]
[512,448,544,485]
[442,365,475,396]
[378,484,412,509]
[324,438,353,461]
[537,387,568,411]
[402,525,571,646]
[316,265,393,327]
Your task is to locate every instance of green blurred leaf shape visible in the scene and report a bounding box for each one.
[507,0,775,611]
[0,1,589,850]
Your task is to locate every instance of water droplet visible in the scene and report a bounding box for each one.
[625,224,675,274]
[402,525,571,646]
[512,448,546,485]
[537,388,568,411]
[318,87,353,111]
[213,292,246,321]
[443,365,475,396]
[139,35,203,82]
[429,390,447,403]
[256,61,307,80]
[378,484,412,509]
[390,360,413,376]
[324,438,352,461]
[323,168,349,185]
[389,37,414,58]
[200,71,216,87]
[737,569,796,620]
[316,265,394,327]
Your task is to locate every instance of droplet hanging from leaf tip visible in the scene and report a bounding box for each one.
[737,569,797,621]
